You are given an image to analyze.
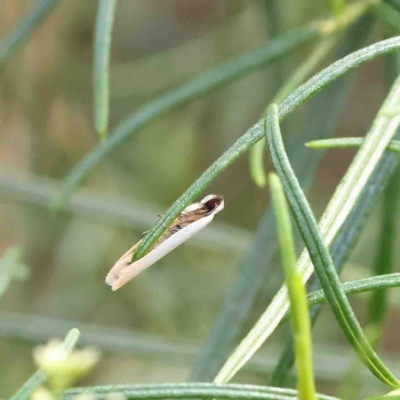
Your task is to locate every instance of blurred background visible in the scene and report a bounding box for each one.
[0,0,399,398]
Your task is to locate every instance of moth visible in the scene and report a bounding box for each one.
[106,194,224,291]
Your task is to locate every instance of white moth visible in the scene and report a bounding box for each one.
[106,194,224,290]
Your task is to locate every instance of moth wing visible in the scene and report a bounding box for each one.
[110,213,215,290]
[105,240,141,286]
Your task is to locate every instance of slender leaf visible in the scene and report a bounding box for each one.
[306,137,400,152]
[277,273,400,323]
[0,0,61,70]
[270,174,316,400]
[94,0,118,141]
[62,383,339,400]
[265,104,399,387]
[10,328,80,400]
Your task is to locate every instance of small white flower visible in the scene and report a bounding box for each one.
[33,340,101,391]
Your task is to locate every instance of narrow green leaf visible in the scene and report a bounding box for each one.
[265,104,399,387]
[278,273,400,323]
[133,34,400,263]
[270,173,316,400]
[94,0,118,141]
[0,0,61,70]
[62,382,339,400]
[10,328,80,400]
[55,24,320,208]
[306,137,400,152]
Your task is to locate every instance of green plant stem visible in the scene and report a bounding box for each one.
[0,0,61,70]
[94,0,118,141]
[10,328,80,400]
[132,34,400,263]
[278,273,400,323]
[306,137,400,152]
[62,383,339,400]
[265,104,399,387]
[270,174,316,400]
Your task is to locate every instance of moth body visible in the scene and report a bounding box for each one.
[106,194,224,290]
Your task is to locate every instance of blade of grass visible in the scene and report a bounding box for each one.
[62,383,339,400]
[55,0,373,209]
[132,33,400,264]
[0,0,61,71]
[189,13,373,381]
[265,104,399,387]
[306,137,400,152]
[10,328,80,400]
[94,0,118,141]
[278,272,400,322]
[270,173,316,400]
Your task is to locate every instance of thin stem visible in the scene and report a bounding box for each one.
[270,174,316,400]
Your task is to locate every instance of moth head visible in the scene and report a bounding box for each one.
[201,194,224,215]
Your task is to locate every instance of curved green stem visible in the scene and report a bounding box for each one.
[270,174,316,400]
